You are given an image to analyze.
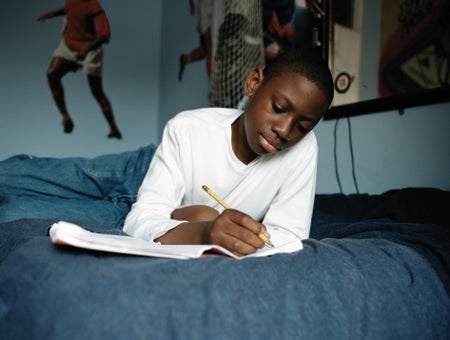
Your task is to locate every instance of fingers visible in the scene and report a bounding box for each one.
[208,209,266,255]
[226,210,267,242]
[213,230,263,256]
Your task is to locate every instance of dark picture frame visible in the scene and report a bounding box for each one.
[324,0,450,120]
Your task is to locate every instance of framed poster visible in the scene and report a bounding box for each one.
[325,0,450,120]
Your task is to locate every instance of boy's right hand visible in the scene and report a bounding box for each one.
[205,209,267,256]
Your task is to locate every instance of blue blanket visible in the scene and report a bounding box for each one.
[0,148,449,339]
[1,209,448,339]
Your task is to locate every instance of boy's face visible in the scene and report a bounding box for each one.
[238,68,328,162]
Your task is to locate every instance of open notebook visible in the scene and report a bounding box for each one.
[48,221,303,259]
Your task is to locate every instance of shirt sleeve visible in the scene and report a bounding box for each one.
[123,122,187,242]
[93,11,111,42]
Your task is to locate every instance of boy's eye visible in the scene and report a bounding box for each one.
[297,123,308,133]
[271,101,284,114]
[297,121,312,133]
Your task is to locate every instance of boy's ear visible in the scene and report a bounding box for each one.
[243,67,264,96]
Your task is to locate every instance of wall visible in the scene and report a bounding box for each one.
[320,0,450,194]
[315,103,450,194]
[0,0,162,159]
[159,1,450,195]
[1,1,448,195]
[158,0,211,136]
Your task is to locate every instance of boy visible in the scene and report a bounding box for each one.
[38,0,122,139]
[124,49,334,256]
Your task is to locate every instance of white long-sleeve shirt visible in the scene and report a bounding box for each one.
[123,107,318,243]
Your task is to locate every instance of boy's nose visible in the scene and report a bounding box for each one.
[274,116,294,142]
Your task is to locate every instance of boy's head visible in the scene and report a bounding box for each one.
[262,49,334,107]
[234,49,334,164]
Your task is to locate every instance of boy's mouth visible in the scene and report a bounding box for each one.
[259,134,281,153]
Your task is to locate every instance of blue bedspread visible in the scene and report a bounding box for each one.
[0,207,448,339]
[0,148,448,339]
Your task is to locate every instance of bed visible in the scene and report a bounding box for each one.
[0,146,448,339]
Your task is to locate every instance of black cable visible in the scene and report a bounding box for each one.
[346,117,360,193]
[333,118,343,193]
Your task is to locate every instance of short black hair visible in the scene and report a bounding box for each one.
[263,49,334,106]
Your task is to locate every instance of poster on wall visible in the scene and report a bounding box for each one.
[261,0,326,63]
[378,0,450,97]
[179,0,328,109]
[329,0,362,107]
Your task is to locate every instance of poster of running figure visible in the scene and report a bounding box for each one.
[38,0,122,139]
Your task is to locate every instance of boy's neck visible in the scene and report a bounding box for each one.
[231,114,257,165]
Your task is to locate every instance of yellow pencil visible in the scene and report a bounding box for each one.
[202,185,274,248]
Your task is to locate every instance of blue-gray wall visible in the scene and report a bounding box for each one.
[1,1,449,195]
[158,0,212,137]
